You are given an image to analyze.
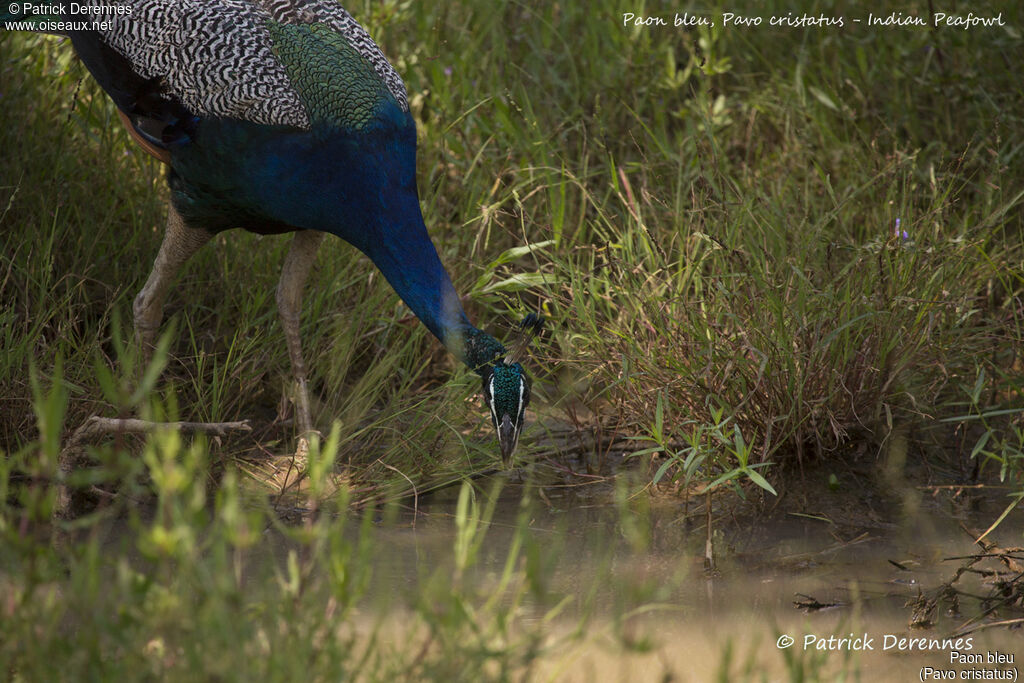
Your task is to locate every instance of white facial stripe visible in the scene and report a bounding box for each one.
[488,376,499,425]
[516,378,525,437]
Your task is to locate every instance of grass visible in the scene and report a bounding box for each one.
[2,1,1023,494]
[1,0,1024,678]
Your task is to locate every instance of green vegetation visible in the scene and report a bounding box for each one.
[1,0,1022,678]
[3,0,1023,493]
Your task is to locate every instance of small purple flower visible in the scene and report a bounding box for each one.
[894,218,908,240]
[444,66,453,77]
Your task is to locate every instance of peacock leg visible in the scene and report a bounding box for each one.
[57,205,218,518]
[133,203,212,362]
[276,229,325,458]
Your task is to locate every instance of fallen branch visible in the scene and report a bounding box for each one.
[66,415,251,450]
[950,617,1024,639]
[54,415,252,518]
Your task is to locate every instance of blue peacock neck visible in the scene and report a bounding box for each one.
[353,193,507,376]
[319,119,507,376]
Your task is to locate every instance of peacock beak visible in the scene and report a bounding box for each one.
[498,413,519,465]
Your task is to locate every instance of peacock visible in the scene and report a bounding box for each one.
[4,0,540,464]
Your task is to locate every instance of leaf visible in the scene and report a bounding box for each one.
[478,272,558,294]
[941,408,1022,423]
[654,392,664,443]
[625,446,664,458]
[744,467,778,496]
[93,355,117,404]
[970,431,992,459]
[129,325,173,407]
[682,447,704,473]
[652,458,677,485]
[486,240,556,268]
[808,86,838,111]
[703,468,741,492]
[974,493,1024,543]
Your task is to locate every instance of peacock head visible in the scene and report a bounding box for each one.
[481,360,531,465]
[463,314,544,466]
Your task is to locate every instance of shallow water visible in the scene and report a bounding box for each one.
[76,471,1022,680]
[354,482,1023,681]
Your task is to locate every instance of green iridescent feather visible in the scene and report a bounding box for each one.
[266,21,396,131]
